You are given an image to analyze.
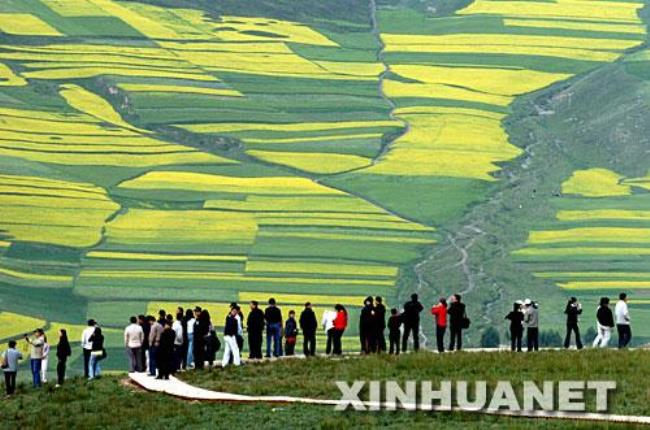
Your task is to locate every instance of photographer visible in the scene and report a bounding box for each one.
[564,297,583,350]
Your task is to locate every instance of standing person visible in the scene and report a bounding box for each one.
[506,303,524,352]
[388,308,402,355]
[157,320,175,380]
[81,319,96,379]
[25,329,45,388]
[158,309,167,325]
[246,301,265,360]
[40,336,50,384]
[231,303,245,353]
[299,302,317,356]
[284,310,298,356]
[375,297,387,353]
[593,297,614,348]
[88,327,105,380]
[264,298,283,358]
[332,304,348,355]
[202,310,217,368]
[322,308,337,355]
[524,299,539,352]
[448,294,467,351]
[615,293,632,348]
[401,293,424,352]
[183,309,196,369]
[172,313,184,372]
[564,297,583,350]
[138,315,150,373]
[148,315,163,376]
[124,316,144,373]
[193,307,207,370]
[359,297,377,354]
[222,308,241,367]
[55,329,71,387]
[430,298,448,353]
[2,340,22,396]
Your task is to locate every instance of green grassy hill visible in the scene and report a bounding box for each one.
[2,0,650,370]
[2,350,649,429]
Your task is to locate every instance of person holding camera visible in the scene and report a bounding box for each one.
[564,297,583,350]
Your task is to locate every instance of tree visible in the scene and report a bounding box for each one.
[480,327,501,348]
[540,330,563,347]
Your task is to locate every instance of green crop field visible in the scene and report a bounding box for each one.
[2,0,650,379]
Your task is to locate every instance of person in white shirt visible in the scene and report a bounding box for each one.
[615,292,632,348]
[172,314,184,372]
[124,316,145,372]
[40,338,50,383]
[322,309,337,355]
[186,310,195,369]
[81,319,96,378]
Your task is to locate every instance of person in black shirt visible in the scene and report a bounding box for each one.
[193,307,208,369]
[505,303,524,352]
[593,297,614,348]
[55,328,71,387]
[222,309,241,367]
[299,302,317,356]
[388,308,402,355]
[564,297,583,349]
[138,315,149,373]
[247,301,265,359]
[401,293,424,352]
[265,298,283,357]
[359,297,377,354]
[448,294,467,351]
[375,297,387,353]
[158,321,175,380]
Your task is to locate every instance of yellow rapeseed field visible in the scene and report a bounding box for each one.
[177,120,402,134]
[86,251,246,262]
[42,0,111,16]
[0,312,46,340]
[0,63,26,86]
[245,260,398,277]
[528,227,650,245]
[384,79,512,107]
[0,13,61,36]
[503,18,645,34]
[238,292,367,306]
[513,247,650,257]
[246,150,371,174]
[561,168,630,197]
[557,210,650,222]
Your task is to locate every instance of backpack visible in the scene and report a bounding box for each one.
[210,330,221,353]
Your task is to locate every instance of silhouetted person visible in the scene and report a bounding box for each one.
[506,302,524,352]
[388,308,402,355]
[375,297,387,352]
[359,296,377,354]
[299,302,317,356]
[247,301,265,359]
[265,298,283,357]
[564,297,583,349]
[594,297,614,348]
[402,293,424,352]
[448,294,467,351]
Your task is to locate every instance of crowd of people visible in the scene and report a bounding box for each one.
[0,291,637,395]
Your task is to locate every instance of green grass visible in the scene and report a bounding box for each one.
[2,350,649,429]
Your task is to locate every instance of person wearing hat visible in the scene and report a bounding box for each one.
[80,319,96,378]
[524,299,539,352]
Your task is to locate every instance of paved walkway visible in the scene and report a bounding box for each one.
[129,366,650,425]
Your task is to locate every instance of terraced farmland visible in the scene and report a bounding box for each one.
[1,0,649,365]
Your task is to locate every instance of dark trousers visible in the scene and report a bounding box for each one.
[326,328,335,354]
[377,329,386,352]
[180,342,188,369]
[266,323,282,357]
[148,345,159,375]
[248,331,263,359]
[332,329,344,355]
[510,329,523,352]
[56,358,67,385]
[285,338,296,356]
[436,326,446,353]
[83,349,91,378]
[564,323,583,349]
[303,332,316,356]
[30,359,42,388]
[402,323,419,352]
[617,324,632,348]
[4,371,16,395]
[361,331,377,354]
[449,325,463,351]
[193,339,205,369]
[527,327,539,351]
[389,331,400,355]
[127,347,141,372]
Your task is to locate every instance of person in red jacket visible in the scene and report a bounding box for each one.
[431,298,448,353]
[332,304,348,355]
